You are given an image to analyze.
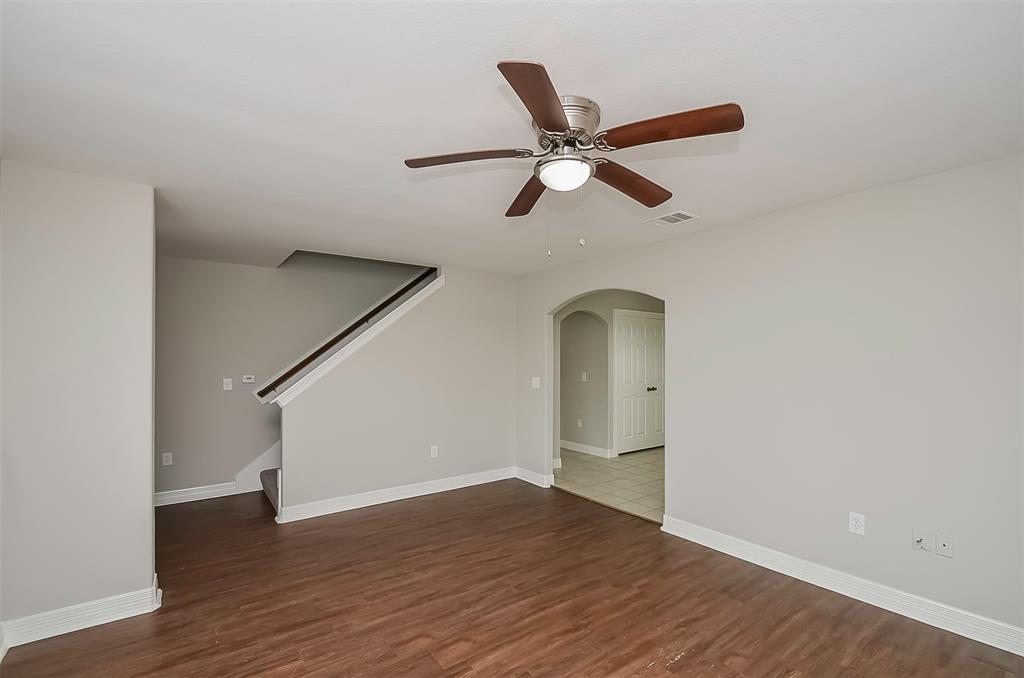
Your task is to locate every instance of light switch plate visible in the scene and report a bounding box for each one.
[241,374,256,384]
[936,533,953,558]
[581,372,588,382]
[223,378,233,391]
[429,445,439,459]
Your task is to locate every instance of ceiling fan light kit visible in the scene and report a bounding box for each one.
[404,60,744,218]
[535,149,595,192]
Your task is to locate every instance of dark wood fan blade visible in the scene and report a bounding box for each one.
[506,175,546,217]
[405,149,528,168]
[594,160,672,208]
[497,61,569,133]
[601,103,744,150]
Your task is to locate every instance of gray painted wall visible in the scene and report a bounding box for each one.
[0,158,5,628]
[517,155,1023,625]
[281,267,517,507]
[554,290,664,454]
[155,252,420,493]
[1,161,155,619]
[559,312,607,449]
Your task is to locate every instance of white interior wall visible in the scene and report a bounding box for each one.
[155,253,420,493]
[0,160,155,619]
[516,155,1023,626]
[281,267,518,508]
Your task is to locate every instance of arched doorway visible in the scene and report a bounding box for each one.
[550,289,665,523]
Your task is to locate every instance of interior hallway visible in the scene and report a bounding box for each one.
[554,447,665,523]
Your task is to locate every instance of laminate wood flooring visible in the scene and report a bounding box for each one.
[4,480,1020,677]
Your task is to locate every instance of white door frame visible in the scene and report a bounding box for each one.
[612,309,666,455]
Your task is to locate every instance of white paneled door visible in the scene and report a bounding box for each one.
[613,310,665,454]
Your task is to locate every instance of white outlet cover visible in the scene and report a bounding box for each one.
[912,527,934,551]
[531,376,541,389]
[223,377,233,391]
[577,418,582,429]
[936,533,954,558]
[581,372,587,382]
[241,374,256,384]
[161,452,173,467]
[848,512,865,536]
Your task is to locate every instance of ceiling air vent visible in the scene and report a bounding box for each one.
[647,210,698,227]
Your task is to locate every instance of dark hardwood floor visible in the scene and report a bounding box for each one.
[4,480,1021,677]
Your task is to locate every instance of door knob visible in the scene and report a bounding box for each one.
[647,386,657,392]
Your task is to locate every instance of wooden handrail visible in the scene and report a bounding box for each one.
[256,266,438,399]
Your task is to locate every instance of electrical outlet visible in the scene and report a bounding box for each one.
[429,445,439,459]
[936,533,953,558]
[241,374,256,384]
[912,528,934,551]
[161,451,173,467]
[577,418,583,429]
[223,377,233,391]
[581,372,588,382]
[531,376,541,389]
[848,512,865,536]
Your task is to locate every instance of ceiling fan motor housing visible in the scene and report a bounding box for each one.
[534,95,602,149]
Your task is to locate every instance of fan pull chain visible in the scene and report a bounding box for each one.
[546,210,553,258]
[577,185,586,247]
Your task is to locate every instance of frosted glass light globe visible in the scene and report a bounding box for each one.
[536,155,595,192]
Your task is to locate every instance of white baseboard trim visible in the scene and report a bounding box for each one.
[552,458,562,470]
[155,443,283,507]
[515,467,553,488]
[154,481,239,506]
[1,574,162,650]
[279,466,527,523]
[559,440,616,458]
[661,516,1024,657]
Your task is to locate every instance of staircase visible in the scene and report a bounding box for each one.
[252,264,443,519]
[255,266,440,405]
[260,468,280,513]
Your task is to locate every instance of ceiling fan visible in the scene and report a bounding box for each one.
[405,61,744,217]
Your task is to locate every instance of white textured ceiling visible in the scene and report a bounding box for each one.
[3,2,1021,273]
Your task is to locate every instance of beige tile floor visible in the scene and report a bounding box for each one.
[553,447,664,523]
